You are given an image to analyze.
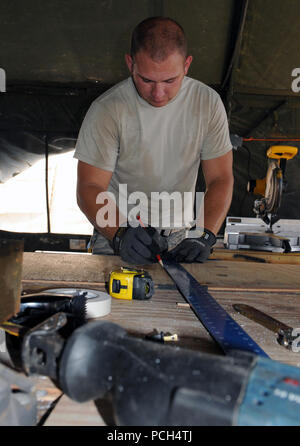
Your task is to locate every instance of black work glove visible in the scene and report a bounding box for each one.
[165,228,216,263]
[112,226,168,265]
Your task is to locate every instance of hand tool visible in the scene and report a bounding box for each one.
[233,303,299,350]
[21,317,300,426]
[161,259,269,357]
[109,267,154,300]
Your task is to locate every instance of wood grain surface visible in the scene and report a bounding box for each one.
[4,251,300,425]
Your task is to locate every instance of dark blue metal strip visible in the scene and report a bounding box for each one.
[162,260,269,358]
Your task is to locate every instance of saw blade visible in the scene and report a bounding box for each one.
[233,303,292,334]
[161,259,269,358]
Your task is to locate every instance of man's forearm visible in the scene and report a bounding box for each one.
[77,184,123,240]
[203,178,234,235]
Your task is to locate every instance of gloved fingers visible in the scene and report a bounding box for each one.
[166,239,210,263]
[121,245,154,265]
[194,247,212,263]
[118,226,167,264]
[161,250,175,262]
[194,254,206,263]
[136,226,168,255]
[174,249,198,263]
[135,226,153,245]
[181,245,200,262]
[164,240,192,263]
[128,236,155,261]
[152,234,168,254]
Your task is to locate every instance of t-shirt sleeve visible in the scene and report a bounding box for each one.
[200,94,232,160]
[73,100,119,171]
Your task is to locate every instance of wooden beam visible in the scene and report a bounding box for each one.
[21,252,300,292]
[211,248,300,265]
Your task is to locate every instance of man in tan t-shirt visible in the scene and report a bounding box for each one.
[74,17,234,265]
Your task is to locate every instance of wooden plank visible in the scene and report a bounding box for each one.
[0,240,23,323]
[19,281,300,365]
[21,279,300,295]
[30,376,106,426]
[211,248,300,265]
[99,287,300,367]
[14,284,300,426]
[20,285,300,427]
[20,253,300,364]
[16,252,300,425]
[22,252,300,291]
[43,395,106,426]
[102,288,221,354]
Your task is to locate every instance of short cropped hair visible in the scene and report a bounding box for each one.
[130,17,187,61]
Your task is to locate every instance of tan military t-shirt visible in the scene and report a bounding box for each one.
[74,76,232,228]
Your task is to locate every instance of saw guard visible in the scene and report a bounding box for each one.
[264,160,283,214]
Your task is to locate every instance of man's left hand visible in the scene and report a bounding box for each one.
[164,228,216,263]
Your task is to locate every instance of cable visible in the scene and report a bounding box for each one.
[244,138,300,142]
[45,135,51,233]
[37,392,64,426]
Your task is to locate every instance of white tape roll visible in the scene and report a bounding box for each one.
[40,288,111,319]
[85,292,111,319]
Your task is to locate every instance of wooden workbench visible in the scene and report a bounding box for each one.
[9,251,300,425]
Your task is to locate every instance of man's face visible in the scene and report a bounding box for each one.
[125,51,193,107]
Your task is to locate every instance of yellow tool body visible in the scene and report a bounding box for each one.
[247,145,298,229]
[267,145,298,160]
[109,267,154,300]
[249,146,298,196]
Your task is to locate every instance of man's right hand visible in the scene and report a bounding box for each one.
[112,226,168,265]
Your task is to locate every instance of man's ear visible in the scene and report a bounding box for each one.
[184,55,193,75]
[125,54,134,73]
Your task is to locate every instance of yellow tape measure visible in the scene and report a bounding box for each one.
[109,267,154,300]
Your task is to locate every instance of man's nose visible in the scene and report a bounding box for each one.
[151,82,165,98]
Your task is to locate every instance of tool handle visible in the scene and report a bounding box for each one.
[57,321,300,426]
[58,321,252,425]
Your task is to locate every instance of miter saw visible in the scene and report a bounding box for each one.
[224,145,300,253]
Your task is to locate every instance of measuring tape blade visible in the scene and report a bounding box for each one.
[162,260,269,358]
